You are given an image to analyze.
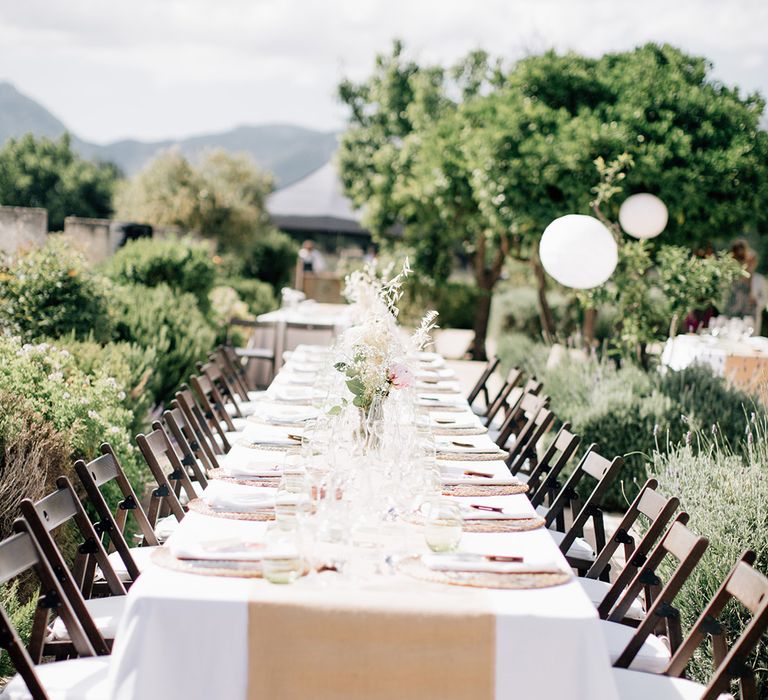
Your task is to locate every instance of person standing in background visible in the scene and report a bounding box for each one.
[297,240,326,273]
[748,250,767,335]
[723,240,757,319]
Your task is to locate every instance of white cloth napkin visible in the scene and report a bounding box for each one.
[416,396,464,408]
[202,481,276,513]
[435,438,500,455]
[439,464,520,486]
[415,368,455,380]
[221,447,285,477]
[170,536,266,562]
[416,380,461,393]
[423,554,563,575]
[270,385,322,403]
[459,505,533,521]
[248,405,318,426]
[430,416,483,430]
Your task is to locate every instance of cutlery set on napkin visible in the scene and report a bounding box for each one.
[423,552,563,575]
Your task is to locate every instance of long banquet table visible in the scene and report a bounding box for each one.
[106,346,620,700]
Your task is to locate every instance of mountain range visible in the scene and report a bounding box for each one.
[0,81,338,187]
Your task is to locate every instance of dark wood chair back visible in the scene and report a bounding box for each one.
[590,479,680,614]
[174,386,226,456]
[210,346,250,402]
[466,355,500,408]
[20,478,119,656]
[506,406,556,475]
[494,391,547,450]
[483,367,522,426]
[136,426,196,515]
[611,515,709,662]
[190,373,236,446]
[666,550,768,700]
[0,521,96,688]
[527,423,581,507]
[74,443,160,584]
[545,446,624,575]
[198,360,244,419]
[163,405,220,473]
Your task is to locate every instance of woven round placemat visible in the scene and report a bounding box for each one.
[396,556,570,590]
[437,450,509,462]
[442,483,529,497]
[207,469,281,488]
[151,546,264,578]
[187,498,275,521]
[462,516,545,533]
[432,427,487,436]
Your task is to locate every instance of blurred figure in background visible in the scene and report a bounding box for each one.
[297,240,326,273]
[723,239,756,319]
[749,249,767,334]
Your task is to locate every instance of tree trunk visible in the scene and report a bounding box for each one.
[469,287,492,361]
[531,255,555,341]
[583,308,597,348]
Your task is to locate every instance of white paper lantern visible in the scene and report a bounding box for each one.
[539,214,618,289]
[618,193,668,239]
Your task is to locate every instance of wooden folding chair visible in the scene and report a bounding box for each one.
[610,515,709,658]
[74,444,163,585]
[482,367,523,427]
[197,360,244,417]
[209,346,251,403]
[20,477,124,657]
[174,386,226,456]
[494,392,549,461]
[526,423,581,507]
[543,446,624,577]
[190,373,239,451]
[0,523,110,699]
[136,424,201,508]
[611,549,768,698]
[576,516,709,676]
[163,405,220,474]
[505,406,556,475]
[466,355,500,412]
[579,479,680,622]
[227,317,277,385]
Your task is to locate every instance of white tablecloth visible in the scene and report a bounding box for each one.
[106,346,620,700]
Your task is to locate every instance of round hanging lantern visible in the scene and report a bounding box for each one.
[618,193,668,239]
[539,214,618,289]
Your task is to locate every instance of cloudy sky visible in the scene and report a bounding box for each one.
[0,0,766,144]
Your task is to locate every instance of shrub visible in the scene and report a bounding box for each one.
[0,391,72,540]
[650,423,768,695]
[0,580,37,677]
[61,335,157,434]
[0,237,112,341]
[496,332,548,378]
[433,281,480,330]
[657,365,757,449]
[238,229,298,290]
[489,285,577,341]
[223,278,277,317]
[112,283,216,405]
[104,235,217,311]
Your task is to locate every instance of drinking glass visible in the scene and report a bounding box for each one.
[424,498,464,553]
[275,468,310,523]
[262,521,304,584]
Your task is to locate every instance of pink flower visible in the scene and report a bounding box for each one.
[387,362,413,390]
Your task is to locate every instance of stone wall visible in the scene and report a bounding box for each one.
[0,205,47,253]
[62,216,118,263]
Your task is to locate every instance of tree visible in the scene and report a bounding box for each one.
[338,42,506,358]
[114,148,275,251]
[338,43,768,356]
[0,134,118,230]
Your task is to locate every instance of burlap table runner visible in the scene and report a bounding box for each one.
[247,581,494,699]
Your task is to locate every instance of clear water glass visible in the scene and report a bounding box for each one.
[424,498,464,553]
[262,521,304,584]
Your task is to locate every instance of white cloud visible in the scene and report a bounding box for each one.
[0,0,765,142]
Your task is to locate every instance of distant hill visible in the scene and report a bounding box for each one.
[0,81,338,187]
